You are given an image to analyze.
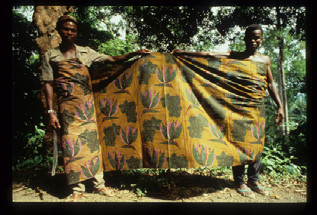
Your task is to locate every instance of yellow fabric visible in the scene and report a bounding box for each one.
[91,52,267,171]
[55,58,103,185]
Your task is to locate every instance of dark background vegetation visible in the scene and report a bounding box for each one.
[12,6,308,182]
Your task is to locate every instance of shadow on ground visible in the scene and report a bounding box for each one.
[13,169,236,200]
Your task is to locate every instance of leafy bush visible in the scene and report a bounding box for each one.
[13,124,53,172]
[97,34,138,56]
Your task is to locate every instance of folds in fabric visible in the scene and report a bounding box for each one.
[91,52,267,171]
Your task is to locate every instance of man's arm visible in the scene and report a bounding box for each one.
[106,49,151,63]
[171,49,230,58]
[44,82,61,129]
[265,56,285,126]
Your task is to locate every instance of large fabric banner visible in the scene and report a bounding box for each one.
[91,52,267,172]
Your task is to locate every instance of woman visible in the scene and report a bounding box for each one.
[42,15,150,201]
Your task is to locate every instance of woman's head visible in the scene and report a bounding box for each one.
[56,15,78,44]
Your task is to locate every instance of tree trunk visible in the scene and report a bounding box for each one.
[276,7,290,135]
[32,5,74,146]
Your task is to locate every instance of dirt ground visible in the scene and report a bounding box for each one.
[12,169,307,203]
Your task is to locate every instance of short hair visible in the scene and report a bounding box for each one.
[245,24,263,37]
[56,15,78,31]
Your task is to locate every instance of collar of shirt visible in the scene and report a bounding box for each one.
[49,44,87,60]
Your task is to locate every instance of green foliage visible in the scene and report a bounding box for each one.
[261,145,306,182]
[13,125,53,172]
[97,35,137,56]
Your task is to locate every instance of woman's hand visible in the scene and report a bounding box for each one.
[171,49,184,55]
[49,113,61,129]
[135,49,151,56]
[276,107,285,126]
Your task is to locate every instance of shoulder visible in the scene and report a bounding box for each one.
[260,54,271,65]
[45,47,59,56]
[75,44,91,53]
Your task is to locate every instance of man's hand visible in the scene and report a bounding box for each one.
[135,49,151,56]
[49,114,61,129]
[276,107,285,126]
[171,49,184,55]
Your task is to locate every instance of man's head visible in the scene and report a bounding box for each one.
[244,24,263,52]
[56,15,78,44]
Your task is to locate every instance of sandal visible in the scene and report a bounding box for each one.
[236,184,254,198]
[247,182,268,196]
[66,192,84,202]
[94,187,115,197]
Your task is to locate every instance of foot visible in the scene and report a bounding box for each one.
[247,181,268,196]
[236,184,254,198]
[94,187,115,197]
[66,192,84,202]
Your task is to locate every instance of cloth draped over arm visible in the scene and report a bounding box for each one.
[91,52,267,171]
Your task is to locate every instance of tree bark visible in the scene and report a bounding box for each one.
[33,5,74,147]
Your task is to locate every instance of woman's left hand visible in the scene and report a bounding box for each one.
[135,49,151,55]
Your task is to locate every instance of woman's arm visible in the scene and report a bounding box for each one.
[265,56,285,126]
[44,82,61,129]
[171,49,230,58]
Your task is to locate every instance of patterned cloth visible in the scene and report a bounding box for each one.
[55,58,103,185]
[91,52,267,171]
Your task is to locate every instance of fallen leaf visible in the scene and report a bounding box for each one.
[270,195,281,200]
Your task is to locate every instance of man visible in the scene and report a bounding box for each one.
[172,24,284,197]
[42,15,150,201]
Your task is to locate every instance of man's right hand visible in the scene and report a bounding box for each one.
[49,114,61,129]
[171,49,184,55]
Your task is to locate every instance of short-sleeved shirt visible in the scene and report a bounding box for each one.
[41,44,110,82]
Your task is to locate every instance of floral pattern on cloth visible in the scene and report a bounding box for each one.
[90,53,267,171]
[55,58,103,185]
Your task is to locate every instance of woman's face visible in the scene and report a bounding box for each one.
[59,21,78,43]
[244,29,263,51]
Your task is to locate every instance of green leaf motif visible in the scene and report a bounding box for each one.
[60,110,75,136]
[81,165,93,178]
[161,94,182,117]
[181,65,196,84]
[73,139,81,157]
[206,149,215,166]
[141,117,162,142]
[192,144,202,165]
[119,100,137,123]
[78,129,100,153]
[254,61,267,75]
[167,153,188,168]
[231,118,252,142]
[90,157,100,176]
[216,152,234,166]
[108,152,125,170]
[103,123,120,146]
[188,113,209,138]
[207,58,222,70]
[67,170,81,185]
[164,53,176,64]
[71,73,91,95]
[114,71,133,90]
[138,61,157,85]
[126,156,143,169]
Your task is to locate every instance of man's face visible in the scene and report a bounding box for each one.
[244,29,263,51]
[59,21,77,43]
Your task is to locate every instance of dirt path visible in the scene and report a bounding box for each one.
[12,169,307,203]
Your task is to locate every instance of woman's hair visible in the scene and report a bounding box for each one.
[245,24,263,37]
[56,15,78,31]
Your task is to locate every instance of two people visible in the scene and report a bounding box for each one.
[43,15,284,201]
